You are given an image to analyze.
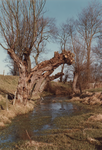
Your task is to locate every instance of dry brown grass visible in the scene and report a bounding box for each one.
[69,96,82,102]
[5,110,16,119]
[0,115,11,124]
[88,114,102,122]
[45,81,72,96]
[0,75,18,95]
[69,92,102,106]
[0,100,35,128]
[13,102,34,115]
[18,140,54,150]
[0,122,5,127]
[0,95,5,101]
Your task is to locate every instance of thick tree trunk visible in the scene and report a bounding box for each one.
[7,49,30,104]
[86,45,91,82]
[8,49,74,104]
[72,72,79,94]
[16,72,29,104]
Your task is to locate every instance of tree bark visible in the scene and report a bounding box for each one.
[7,49,30,104]
[72,71,79,94]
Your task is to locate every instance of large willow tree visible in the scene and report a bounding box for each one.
[0,0,74,104]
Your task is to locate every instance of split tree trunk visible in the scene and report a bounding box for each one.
[8,49,74,104]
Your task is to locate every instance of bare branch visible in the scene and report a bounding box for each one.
[0,43,8,50]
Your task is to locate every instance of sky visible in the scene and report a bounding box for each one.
[0,0,101,75]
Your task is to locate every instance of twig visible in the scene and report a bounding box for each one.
[26,130,32,144]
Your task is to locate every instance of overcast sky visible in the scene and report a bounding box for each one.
[0,0,101,75]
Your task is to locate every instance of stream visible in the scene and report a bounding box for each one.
[0,96,88,149]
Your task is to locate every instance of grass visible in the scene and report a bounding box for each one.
[0,101,35,130]
[45,81,72,96]
[0,75,18,96]
[0,75,36,129]
[85,87,102,93]
[51,81,72,89]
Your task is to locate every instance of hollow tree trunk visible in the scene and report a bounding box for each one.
[8,49,74,104]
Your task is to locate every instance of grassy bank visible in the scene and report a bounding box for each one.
[0,101,35,129]
[44,81,72,96]
[0,75,35,129]
[0,75,18,96]
[86,87,102,93]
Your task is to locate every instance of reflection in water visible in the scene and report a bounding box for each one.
[0,96,84,149]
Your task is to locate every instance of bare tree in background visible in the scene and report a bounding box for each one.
[76,0,102,82]
[62,19,88,94]
[71,39,86,94]
[58,23,70,82]
[93,39,102,60]
[57,18,86,93]
[63,19,85,94]
[4,55,19,76]
[92,38,102,82]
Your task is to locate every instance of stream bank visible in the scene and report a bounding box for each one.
[0,100,35,129]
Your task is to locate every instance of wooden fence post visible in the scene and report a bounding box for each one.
[3,70,5,76]
[13,91,16,105]
[6,94,8,111]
